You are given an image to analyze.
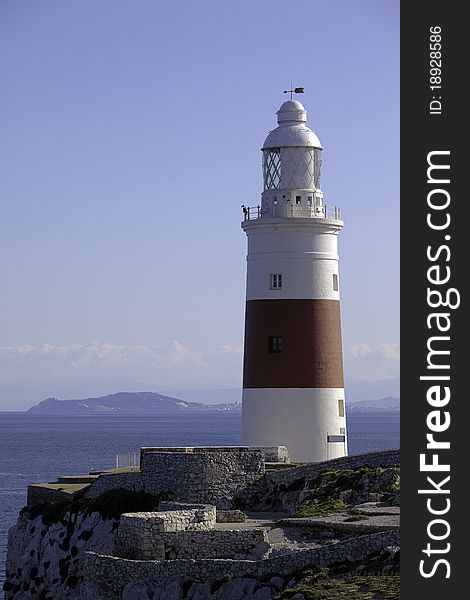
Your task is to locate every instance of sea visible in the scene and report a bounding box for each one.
[0,410,399,589]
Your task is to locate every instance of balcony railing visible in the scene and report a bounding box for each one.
[242,204,341,221]
[116,452,139,468]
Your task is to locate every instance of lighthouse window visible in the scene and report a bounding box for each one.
[263,148,281,190]
[269,336,283,353]
[314,148,323,187]
[328,434,346,443]
[333,274,339,291]
[270,273,283,289]
[307,196,313,205]
[338,399,345,417]
[295,196,301,205]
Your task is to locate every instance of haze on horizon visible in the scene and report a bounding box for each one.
[0,0,399,410]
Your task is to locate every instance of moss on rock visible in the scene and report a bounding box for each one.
[292,498,346,518]
[276,568,400,600]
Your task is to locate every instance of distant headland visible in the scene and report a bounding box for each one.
[27,392,241,415]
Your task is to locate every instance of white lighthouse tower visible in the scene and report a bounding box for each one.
[240,97,347,463]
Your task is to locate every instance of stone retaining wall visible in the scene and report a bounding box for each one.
[216,510,246,523]
[163,529,268,560]
[84,529,400,596]
[157,503,217,529]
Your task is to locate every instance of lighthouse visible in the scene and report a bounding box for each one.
[240,97,347,463]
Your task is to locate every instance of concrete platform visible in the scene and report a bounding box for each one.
[27,482,91,506]
[89,466,140,475]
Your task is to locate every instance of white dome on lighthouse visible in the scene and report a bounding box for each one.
[277,100,307,123]
[262,99,322,150]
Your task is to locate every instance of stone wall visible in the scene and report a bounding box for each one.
[84,529,400,597]
[216,509,246,523]
[162,529,268,560]
[251,446,290,463]
[116,504,216,560]
[115,503,265,562]
[140,447,265,509]
[85,447,265,509]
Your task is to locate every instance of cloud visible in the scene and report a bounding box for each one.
[345,343,400,380]
[0,341,244,389]
[348,343,400,361]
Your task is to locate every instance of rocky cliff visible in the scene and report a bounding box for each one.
[5,509,117,598]
[4,489,161,599]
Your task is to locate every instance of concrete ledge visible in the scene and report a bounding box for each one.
[27,482,90,506]
[141,446,261,455]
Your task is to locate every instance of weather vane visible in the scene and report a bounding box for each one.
[283,86,304,100]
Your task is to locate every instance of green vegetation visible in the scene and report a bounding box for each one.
[291,498,346,518]
[276,569,399,600]
[22,489,164,526]
[290,467,400,517]
[308,468,364,492]
[350,509,396,517]
[306,467,400,496]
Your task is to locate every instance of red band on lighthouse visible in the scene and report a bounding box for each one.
[243,299,344,389]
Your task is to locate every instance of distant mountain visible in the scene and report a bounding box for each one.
[345,378,400,403]
[347,396,400,410]
[27,392,241,415]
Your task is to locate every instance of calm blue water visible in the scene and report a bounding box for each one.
[0,410,399,588]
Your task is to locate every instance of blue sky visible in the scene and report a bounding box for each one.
[0,0,399,408]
